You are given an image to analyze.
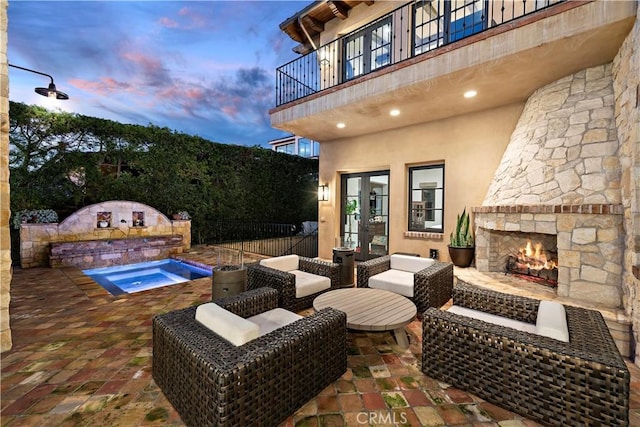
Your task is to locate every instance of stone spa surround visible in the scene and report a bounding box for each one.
[20,201,191,269]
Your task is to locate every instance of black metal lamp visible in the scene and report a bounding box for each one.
[8,63,69,100]
[318,184,329,201]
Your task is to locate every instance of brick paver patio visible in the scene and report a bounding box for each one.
[2,246,639,426]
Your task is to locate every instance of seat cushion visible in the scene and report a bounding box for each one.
[260,254,299,272]
[195,303,259,346]
[447,305,537,334]
[369,269,415,297]
[390,254,435,273]
[535,300,569,342]
[292,270,331,298]
[248,308,303,336]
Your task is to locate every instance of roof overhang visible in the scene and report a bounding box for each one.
[280,1,374,54]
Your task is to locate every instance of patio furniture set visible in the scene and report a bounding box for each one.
[152,254,630,426]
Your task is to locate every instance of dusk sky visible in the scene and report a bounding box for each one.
[8,1,309,147]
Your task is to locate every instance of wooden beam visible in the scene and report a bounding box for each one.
[301,15,324,33]
[364,1,375,5]
[328,1,349,19]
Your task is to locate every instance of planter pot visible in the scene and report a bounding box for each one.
[448,246,475,268]
[212,266,247,300]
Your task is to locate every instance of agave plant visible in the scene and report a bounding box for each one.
[449,207,474,247]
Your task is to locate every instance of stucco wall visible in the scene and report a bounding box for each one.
[612,1,640,363]
[318,102,524,260]
[0,0,10,353]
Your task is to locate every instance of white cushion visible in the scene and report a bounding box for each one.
[390,254,435,273]
[447,305,537,334]
[369,269,415,297]
[248,308,303,336]
[260,254,299,272]
[292,270,331,298]
[535,300,569,342]
[195,303,259,346]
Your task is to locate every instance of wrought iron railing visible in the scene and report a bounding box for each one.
[275,0,564,106]
[199,220,318,258]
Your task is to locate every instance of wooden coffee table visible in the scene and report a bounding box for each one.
[313,288,417,348]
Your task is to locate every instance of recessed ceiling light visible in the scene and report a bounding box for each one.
[390,109,400,116]
[464,90,477,98]
[336,122,346,129]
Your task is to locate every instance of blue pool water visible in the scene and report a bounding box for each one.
[83,259,211,296]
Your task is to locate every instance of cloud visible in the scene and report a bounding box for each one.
[178,7,209,29]
[158,6,210,31]
[120,50,173,89]
[69,77,135,97]
[158,17,179,29]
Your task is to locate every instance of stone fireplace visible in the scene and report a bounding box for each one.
[474,204,624,309]
[464,62,633,357]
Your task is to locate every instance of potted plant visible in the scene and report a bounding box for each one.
[12,209,58,228]
[344,199,358,246]
[448,207,475,267]
[172,211,191,220]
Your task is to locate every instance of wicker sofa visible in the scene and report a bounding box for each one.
[422,282,630,426]
[356,254,453,313]
[246,255,341,312]
[152,287,347,427]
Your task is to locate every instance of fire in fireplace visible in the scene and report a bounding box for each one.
[505,240,558,287]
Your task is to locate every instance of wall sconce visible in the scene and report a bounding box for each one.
[318,184,329,201]
[319,58,330,65]
[8,63,70,100]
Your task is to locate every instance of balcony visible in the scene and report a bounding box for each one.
[275,0,566,107]
[271,0,636,141]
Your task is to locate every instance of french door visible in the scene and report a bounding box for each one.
[343,16,392,81]
[341,171,390,261]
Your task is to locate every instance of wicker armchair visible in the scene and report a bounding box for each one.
[356,255,453,313]
[246,256,341,312]
[152,287,347,427]
[422,282,630,427]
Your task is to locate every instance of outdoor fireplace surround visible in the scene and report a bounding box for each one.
[473,203,624,310]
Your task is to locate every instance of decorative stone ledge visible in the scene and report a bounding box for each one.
[50,235,184,269]
[472,204,624,215]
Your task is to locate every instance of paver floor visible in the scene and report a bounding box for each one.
[2,246,639,426]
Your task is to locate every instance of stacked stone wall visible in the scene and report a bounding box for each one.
[483,63,620,206]
[612,1,640,364]
[0,1,10,353]
[19,201,191,268]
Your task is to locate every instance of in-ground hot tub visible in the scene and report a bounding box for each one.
[84,258,211,296]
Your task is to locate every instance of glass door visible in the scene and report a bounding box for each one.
[341,171,390,261]
[343,16,392,81]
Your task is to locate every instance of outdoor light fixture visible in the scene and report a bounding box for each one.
[318,184,329,201]
[463,90,477,99]
[8,63,70,100]
[336,122,346,129]
[390,109,400,116]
